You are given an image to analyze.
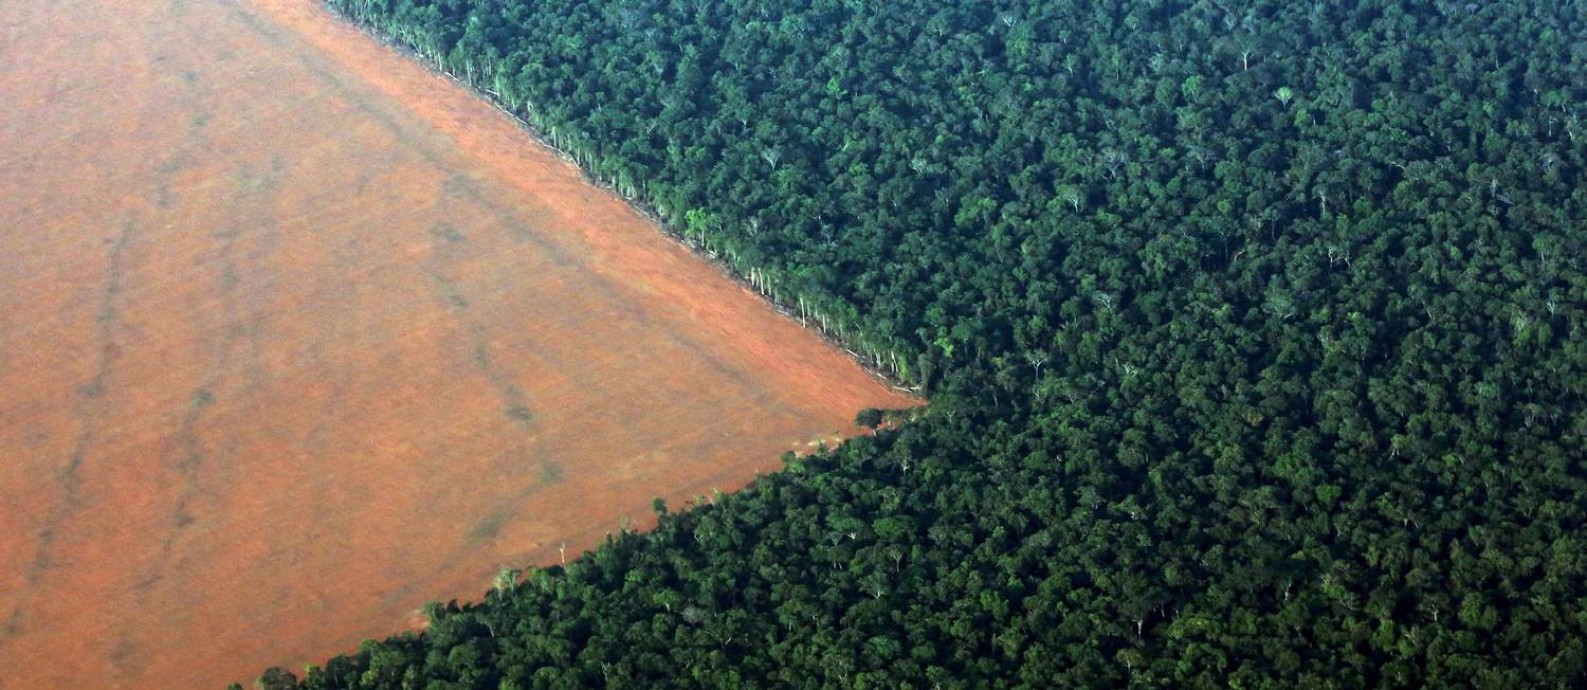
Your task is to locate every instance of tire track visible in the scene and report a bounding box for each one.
[0,214,138,648]
[130,152,282,597]
[115,17,283,665]
[222,0,582,267]
[420,179,577,559]
[423,224,537,431]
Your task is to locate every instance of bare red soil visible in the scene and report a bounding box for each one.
[0,1,918,687]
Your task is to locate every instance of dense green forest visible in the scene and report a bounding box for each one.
[257,0,1586,687]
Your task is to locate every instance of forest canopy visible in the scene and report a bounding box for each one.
[262,0,1587,687]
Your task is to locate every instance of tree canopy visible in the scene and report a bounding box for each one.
[261,0,1587,687]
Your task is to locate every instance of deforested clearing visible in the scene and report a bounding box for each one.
[0,1,917,688]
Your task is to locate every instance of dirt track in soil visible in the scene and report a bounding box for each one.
[0,1,918,687]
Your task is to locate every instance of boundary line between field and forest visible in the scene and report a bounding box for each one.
[317,2,924,404]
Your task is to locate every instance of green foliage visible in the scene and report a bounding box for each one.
[853,408,884,431]
[283,0,1587,687]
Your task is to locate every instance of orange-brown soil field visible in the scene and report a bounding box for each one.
[0,0,917,687]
